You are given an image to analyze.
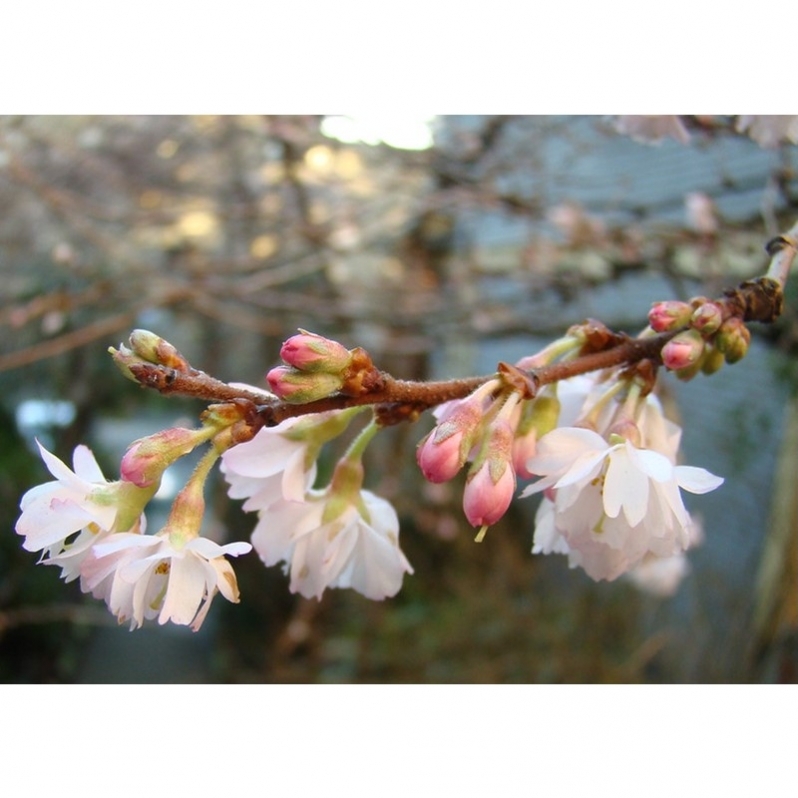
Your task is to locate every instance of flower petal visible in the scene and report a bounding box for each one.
[674,465,724,494]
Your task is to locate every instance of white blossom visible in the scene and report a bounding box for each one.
[220,417,316,509]
[251,489,413,601]
[80,532,252,631]
[523,427,722,581]
[15,441,147,579]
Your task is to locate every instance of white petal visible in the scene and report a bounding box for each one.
[333,522,409,599]
[527,427,607,475]
[603,445,649,526]
[72,445,107,483]
[674,465,724,494]
[630,446,675,483]
[520,473,560,497]
[553,449,607,489]
[36,441,90,494]
[531,499,570,555]
[361,491,399,533]
[159,555,207,626]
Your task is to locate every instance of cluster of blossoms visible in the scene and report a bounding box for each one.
[16,253,788,631]
[15,437,251,631]
[15,330,416,631]
[220,408,413,601]
[415,325,724,583]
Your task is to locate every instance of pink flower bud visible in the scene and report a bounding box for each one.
[266,365,344,403]
[280,330,353,373]
[121,427,201,487]
[462,420,516,527]
[662,329,705,371]
[463,459,516,527]
[690,302,723,334]
[648,301,693,333]
[417,428,466,483]
[416,394,487,483]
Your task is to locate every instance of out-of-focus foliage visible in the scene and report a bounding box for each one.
[2,115,797,683]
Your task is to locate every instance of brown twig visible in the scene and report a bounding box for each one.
[116,240,792,426]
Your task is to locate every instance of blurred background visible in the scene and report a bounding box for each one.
[1,114,797,683]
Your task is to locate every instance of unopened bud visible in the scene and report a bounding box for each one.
[513,395,561,479]
[121,427,207,487]
[417,428,465,483]
[701,345,725,375]
[715,317,751,364]
[463,420,516,527]
[662,329,705,371]
[417,398,485,483]
[128,329,190,371]
[108,344,145,382]
[280,330,353,374]
[266,365,344,403]
[691,302,723,335]
[648,301,693,333]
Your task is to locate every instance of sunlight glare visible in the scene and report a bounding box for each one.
[321,114,435,150]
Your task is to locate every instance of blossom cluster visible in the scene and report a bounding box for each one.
[522,380,722,582]
[219,411,413,601]
[15,440,251,630]
[417,360,723,587]
[13,314,735,632]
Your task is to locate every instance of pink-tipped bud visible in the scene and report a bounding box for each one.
[416,396,486,483]
[121,427,202,487]
[662,329,705,371]
[266,365,344,403]
[690,302,723,335]
[280,330,353,374]
[714,317,751,364]
[462,420,516,527]
[648,301,693,333]
[417,428,466,483]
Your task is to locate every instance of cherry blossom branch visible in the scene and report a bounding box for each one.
[110,212,797,442]
[115,273,782,426]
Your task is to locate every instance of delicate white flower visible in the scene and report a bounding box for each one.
[15,441,148,579]
[523,427,722,581]
[251,489,413,601]
[220,417,316,509]
[80,532,252,631]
